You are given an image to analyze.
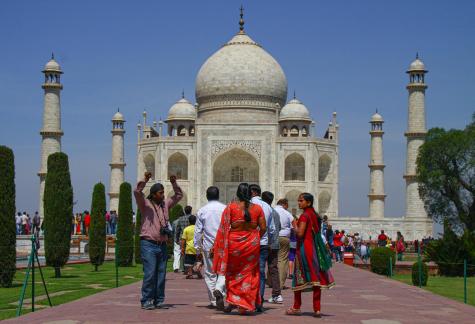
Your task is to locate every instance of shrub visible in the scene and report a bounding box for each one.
[370,247,396,275]
[134,208,142,264]
[44,152,73,278]
[412,261,429,286]
[117,182,134,266]
[0,146,16,287]
[89,183,106,271]
[424,220,475,276]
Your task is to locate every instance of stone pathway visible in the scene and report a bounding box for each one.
[6,263,475,323]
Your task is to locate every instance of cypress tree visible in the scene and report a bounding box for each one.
[88,182,106,271]
[0,146,16,287]
[134,208,142,264]
[44,152,73,278]
[117,182,134,266]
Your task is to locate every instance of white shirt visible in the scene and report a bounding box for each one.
[194,200,226,252]
[274,205,294,238]
[21,214,28,225]
[251,196,275,246]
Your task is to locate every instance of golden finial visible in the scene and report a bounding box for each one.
[239,5,245,33]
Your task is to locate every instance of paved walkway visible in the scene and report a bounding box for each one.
[7,263,475,323]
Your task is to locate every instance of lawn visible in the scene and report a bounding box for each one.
[393,274,475,306]
[0,260,172,321]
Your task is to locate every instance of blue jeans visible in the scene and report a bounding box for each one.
[140,240,168,305]
[259,245,269,303]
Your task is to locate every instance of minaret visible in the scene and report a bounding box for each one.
[368,111,386,219]
[404,54,428,219]
[109,110,126,212]
[38,54,64,219]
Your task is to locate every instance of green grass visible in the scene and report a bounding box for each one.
[0,260,173,320]
[393,274,475,306]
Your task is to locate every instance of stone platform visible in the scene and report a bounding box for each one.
[6,263,475,323]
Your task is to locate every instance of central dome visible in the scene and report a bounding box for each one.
[195,32,288,109]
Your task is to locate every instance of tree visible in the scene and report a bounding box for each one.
[134,208,142,264]
[88,182,106,271]
[0,146,16,287]
[44,152,73,278]
[117,182,134,266]
[417,114,475,231]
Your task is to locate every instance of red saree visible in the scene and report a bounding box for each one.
[293,208,335,291]
[213,202,264,311]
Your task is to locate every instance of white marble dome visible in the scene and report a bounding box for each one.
[43,58,62,72]
[112,111,124,121]
[371,112,383,122]
[195,32,288,108]
[167,97,196,121]
[408,58,426,72]
[279,98,311,121]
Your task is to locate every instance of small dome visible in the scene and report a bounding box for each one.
[408,58,426,72]
[371,112,383,122]
[279,98,311,121]
[43,58,62,73]
[112,111,125,121]
[167,97,196,121]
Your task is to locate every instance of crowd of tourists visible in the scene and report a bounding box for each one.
[14,211,40,235]
[72,209,135,236]
[134,172,334,317]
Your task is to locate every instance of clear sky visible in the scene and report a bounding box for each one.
[0,0,473,219]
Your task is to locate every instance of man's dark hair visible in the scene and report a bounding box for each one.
[381,230,385,234]
[206,186,219,201]
[184,205,192,215]
[261,191,274,205]
[323,215,328,221]
[277,198,288,206]
[249,184,261,196]
[188,214,196,225]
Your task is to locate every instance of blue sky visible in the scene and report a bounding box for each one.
[0,1,473,219]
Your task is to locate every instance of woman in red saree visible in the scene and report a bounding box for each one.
[212,183,266,314]
[287,192,335,318]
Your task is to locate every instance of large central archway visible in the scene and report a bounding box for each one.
[213,148,259,204]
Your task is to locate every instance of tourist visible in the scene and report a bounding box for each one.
[194,186,226,310]
[378,230,388,247]
[333,230,344,262]
[21,212,29,235]
[134,172,182,310]
[354,232,362,255]
[262,191,283,304]
[105,210,111,235]
[288,220,297,279]
[360,242,369,262]
[32,211,41,235]
[326,224,334,260]
[110,210,118,235]
[75,214,82,235]
[396,231,405,261]
[212,183,266,315]
[172,211,184,273]
[286,193,335,318]
[250,184,276,312]
[322,215,328,237]
[274,198,294,290]
[84,211,91,236]
[15,212,21,235]
[181,215,201,279]
[175,206,192,273]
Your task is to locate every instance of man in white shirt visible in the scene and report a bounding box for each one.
[274,198,295,290]
[194,186,226,310]
[250,184,275,312]
[21,212,28,234]
[15,213,22,235]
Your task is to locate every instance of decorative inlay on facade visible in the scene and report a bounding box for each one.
[198,94,284,109]
[211,140,261,160]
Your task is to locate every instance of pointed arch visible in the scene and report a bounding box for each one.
[285,190,302,217]
[144,154,155,179]
[168,152,188,180]
[318,191,331,214]
[318,154,332,182]
[285,153,305,181]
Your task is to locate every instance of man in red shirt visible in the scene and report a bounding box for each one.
[333,230,344,262]
[377,230,388,247]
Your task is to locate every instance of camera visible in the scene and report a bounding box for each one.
[160,227,173,236]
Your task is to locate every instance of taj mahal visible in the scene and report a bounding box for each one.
[37,11,433,240]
